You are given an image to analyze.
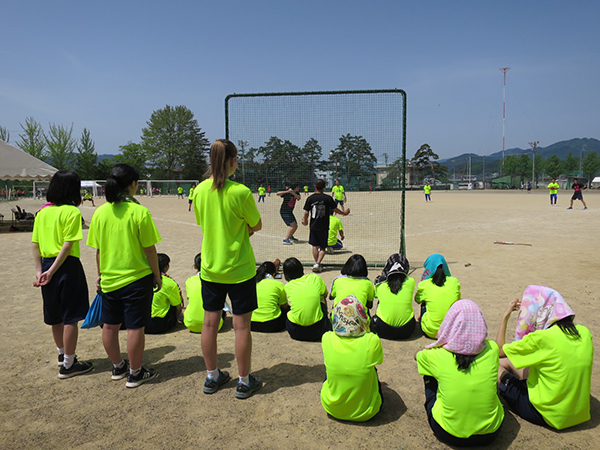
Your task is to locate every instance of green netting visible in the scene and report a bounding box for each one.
[226,90,406,266]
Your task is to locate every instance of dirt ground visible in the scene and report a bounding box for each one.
[1,189,599,450]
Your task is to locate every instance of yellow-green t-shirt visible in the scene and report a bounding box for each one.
[193,179,261,284]
[331,276,374,308]
[424,185,431,194]
[32,205,82,258]
[86,201,162,293]
[252,277,287,323]
[327,215,343,246]
[151,275,182,318]
[374,277,415,327]
[285,273,327,326]
[415,276,461,338]
[188,187,194,199]
[304,186,308,192]
[321,331,383,422]
[503,324,593,429]
[177,187,183,194]
[258,187,266,196]
[84,192,92,199]
[332,185,345,201]
[183,274,223,333]
[548,182,559,194]
[417,341,504,438]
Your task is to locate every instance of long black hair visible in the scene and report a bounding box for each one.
[341,254,368,278]
[454,354,477,371]
[46,170,82,206]
[387,272,407,295]
[552,315,581,338]
[105,164,140,203]
[256,261,277,282]
[431,265,447,287]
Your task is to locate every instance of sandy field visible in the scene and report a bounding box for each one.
[1,189,599,450]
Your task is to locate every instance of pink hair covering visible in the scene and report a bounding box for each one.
[425,299,488,355]
[515,285,575,341]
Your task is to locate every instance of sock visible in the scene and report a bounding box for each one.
[239,375,250,386]
[130,367,141,376]
[207,368,220,380]
[63,354,75,369]
[57,347,65,356]
[113,360,126,369]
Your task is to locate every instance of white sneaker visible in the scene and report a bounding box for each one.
[312,263,322,273]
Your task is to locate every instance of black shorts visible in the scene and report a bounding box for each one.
[498,372,547,426]
[571,191,583,200]
[201,277,257,315]
[280,211,297,226]
[101,274,154,329]
[309,229,329,250]
[41,256,89,325]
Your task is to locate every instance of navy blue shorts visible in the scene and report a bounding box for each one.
[280,211,297,226]
[334,199,344,208]
[498,372,547,426]
[101,274,154,329]
[41,256,89,325]
[571,191,583,200]
[201,276,257,315]
[309,229,329,250]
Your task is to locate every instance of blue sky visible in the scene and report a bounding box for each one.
[1,1,598,162]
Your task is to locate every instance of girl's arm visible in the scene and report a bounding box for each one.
[95,249,101,290]
[496,298,521,357]
[143,245,162,292]
[32,243,43,287]
[34,241,75,286]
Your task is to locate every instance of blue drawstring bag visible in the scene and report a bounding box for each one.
[82,292,103,329]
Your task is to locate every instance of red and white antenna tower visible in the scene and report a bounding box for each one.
[500,67,510,174]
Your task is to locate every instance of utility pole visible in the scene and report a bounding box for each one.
[500,67,510,175]
[529,141,539,187]
[580,144,587,177]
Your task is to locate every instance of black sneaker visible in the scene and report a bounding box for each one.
[125,367,157,388]
[58,354,64,367]
[112,360,129,381]
[235,374,263,399]
[58,358,94,379]
[289,236,299,241]
[203,369,231,394]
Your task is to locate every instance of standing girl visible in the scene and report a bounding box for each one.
[32,170,93,379]
[415,254,461,339]
[371,254,416,340]
[87,164,162,388]
[193,139,263,399]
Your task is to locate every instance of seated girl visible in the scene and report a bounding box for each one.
[415,254,461,338]
[146,253,182,335]
[321,295,383,422]
[416,300,504,446]
[372,254,416,340]
[330,254,374,310]
[251,261,289,332]
[283,257,330,342]
[496,285,593,430]
[183,253,223,333]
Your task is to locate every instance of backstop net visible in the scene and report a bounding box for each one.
[225,90,406,267]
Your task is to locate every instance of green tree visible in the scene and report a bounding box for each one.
[113,142,148,175]
[518,154,532,180]
[46,123,76,170]
[17,117,46,160]
[381,157,405,188]
[582,152,600,186]
[141,105,209,179]
[544,154,562,179]
[562,151,578,174]
[330,134,377,184]
[410,143,447,184]
[299,138,323,184]
[503,154,520,187]
[74,128,97,180]
[0,125,9,142]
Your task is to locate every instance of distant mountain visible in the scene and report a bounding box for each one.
[98,154,116,161]
[441,138,600,169]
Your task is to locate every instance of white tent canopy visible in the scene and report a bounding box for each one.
[0,139,57,181]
